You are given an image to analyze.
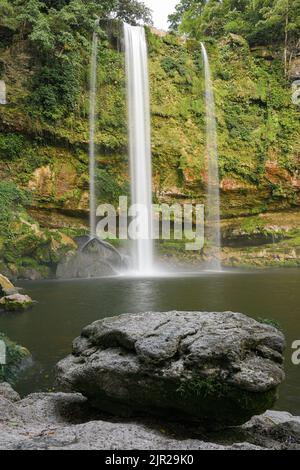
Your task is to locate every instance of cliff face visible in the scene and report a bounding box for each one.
[0,27,299,276]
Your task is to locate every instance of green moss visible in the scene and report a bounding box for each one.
[0,27,299,272]
[177,375,231,399]
[175,373,278,426]
[258,318,282,331]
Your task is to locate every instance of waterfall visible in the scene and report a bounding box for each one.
[0,80,6,105]
[124,24,154,275]
[201,43,221,270]
[89,24,99,239]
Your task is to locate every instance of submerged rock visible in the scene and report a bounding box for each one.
[56,311,285,428]
[0,293,34,312]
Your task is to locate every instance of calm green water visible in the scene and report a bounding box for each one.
[0,268,299,415]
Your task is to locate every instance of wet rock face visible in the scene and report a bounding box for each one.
[0,274,17,296]
[56,311,285,428]
[56,237,125,279]
[0,382,20,402]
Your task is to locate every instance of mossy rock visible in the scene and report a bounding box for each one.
[0,332,30,384]
[57,311,285,428]
[0,294,34,312]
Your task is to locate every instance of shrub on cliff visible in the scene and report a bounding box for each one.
[0,182,31,237]
[0,134,25,161]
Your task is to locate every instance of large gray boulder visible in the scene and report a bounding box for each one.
[56,311,285,428]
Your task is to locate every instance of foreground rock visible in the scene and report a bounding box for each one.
[57,311,285,428]
[0,293,34,312]
[0,382,20,402]
[0,390,299,450]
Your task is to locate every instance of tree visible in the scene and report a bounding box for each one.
[2,0,153,122]
[112,0,153,24]
[168,0,198,31]
[0,0,17,29]
[169,0,300,52]
[255,0,300,75]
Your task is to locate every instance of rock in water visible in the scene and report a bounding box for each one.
[56,237,124,279]
[0,293,34,311]
[0,274,17,296]
[56,311,285,428]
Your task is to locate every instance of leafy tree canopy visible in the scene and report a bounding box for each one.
[0,0,152,33]
[169,0,300,49]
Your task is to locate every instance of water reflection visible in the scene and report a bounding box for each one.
[0,268,299,414]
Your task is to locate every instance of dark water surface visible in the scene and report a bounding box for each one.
[0,268,299,414]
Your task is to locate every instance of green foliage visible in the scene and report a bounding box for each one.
[177,374,231,399]
[3,0,151,123]
[0,134,25,160]
[0,182,31,235]
[172,0,300,50]
[97,169,129,204]
[30,61,81,121]
[160,56,187,77]
[258,318,282,330]
[0,332,30,384]
[111,0,153,25]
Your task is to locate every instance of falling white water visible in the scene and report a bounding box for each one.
[201,42,221,270]
[124,24,154,275]
[89,24,99,238]
[0,80,6,105]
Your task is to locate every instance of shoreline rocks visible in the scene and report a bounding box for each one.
[0,273,35,312]
[56,311,285,428]
[0,382,20,402]
[0,273,17,296]
[0,389,299,450]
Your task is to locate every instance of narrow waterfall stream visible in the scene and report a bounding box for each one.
[89,25,99,238]
[124,24,154,275]
[201,43,221,270]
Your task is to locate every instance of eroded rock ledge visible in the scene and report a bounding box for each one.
[0,388,299,450]
[56,311,285,427]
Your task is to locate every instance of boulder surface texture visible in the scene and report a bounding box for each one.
[57,311,285,427]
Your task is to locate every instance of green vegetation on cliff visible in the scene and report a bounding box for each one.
[0,0,299,275]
